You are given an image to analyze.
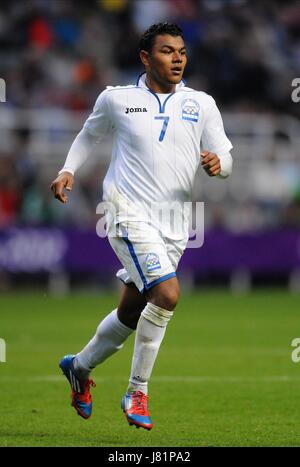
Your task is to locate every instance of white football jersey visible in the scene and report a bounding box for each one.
[83,73,233,239]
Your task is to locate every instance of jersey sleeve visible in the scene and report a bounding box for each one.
[83,89,113,138]
[58,128,99,176]
[201,97,233,155]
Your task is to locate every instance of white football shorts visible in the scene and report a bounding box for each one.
[107,221,188,293]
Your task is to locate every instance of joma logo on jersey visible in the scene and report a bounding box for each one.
[125,107,147,114]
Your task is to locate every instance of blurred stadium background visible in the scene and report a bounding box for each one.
[0,0,299,293]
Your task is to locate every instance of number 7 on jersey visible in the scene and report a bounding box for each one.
[155,116,170,142]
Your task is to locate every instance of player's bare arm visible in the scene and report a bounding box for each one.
[201,150,221,177]
[50,171,74,204]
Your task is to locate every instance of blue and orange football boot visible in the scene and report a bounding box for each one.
[59,354,96,420]
[121,391,153,430]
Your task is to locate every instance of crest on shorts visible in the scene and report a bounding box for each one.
[181,98,200,123]
[146,253,161,272]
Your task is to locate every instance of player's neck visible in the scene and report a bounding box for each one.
[145,75,175,94]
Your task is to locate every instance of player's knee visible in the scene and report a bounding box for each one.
[117,307,142,330]
[160,289,179,310]
[149,284,180,311]
[117,283,147,329]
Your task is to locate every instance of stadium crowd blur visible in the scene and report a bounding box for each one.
[0,0,300,232]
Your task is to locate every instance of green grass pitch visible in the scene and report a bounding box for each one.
[0,289,300,447]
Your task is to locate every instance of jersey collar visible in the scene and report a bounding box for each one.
[136,72,186,91]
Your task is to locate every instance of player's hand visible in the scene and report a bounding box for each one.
[50,172,74,204]
[201,151,221,177]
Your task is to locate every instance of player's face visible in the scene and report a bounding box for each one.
[142,34,187,88]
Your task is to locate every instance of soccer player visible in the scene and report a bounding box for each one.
[51,22,233,431]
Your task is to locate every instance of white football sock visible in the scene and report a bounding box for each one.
[74,308,133,379]
[127,302,173,395]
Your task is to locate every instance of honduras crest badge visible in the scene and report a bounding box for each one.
[146,253,161,272]
[181,98,200,123]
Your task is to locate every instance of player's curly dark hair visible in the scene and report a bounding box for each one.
[139,22,184,54]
